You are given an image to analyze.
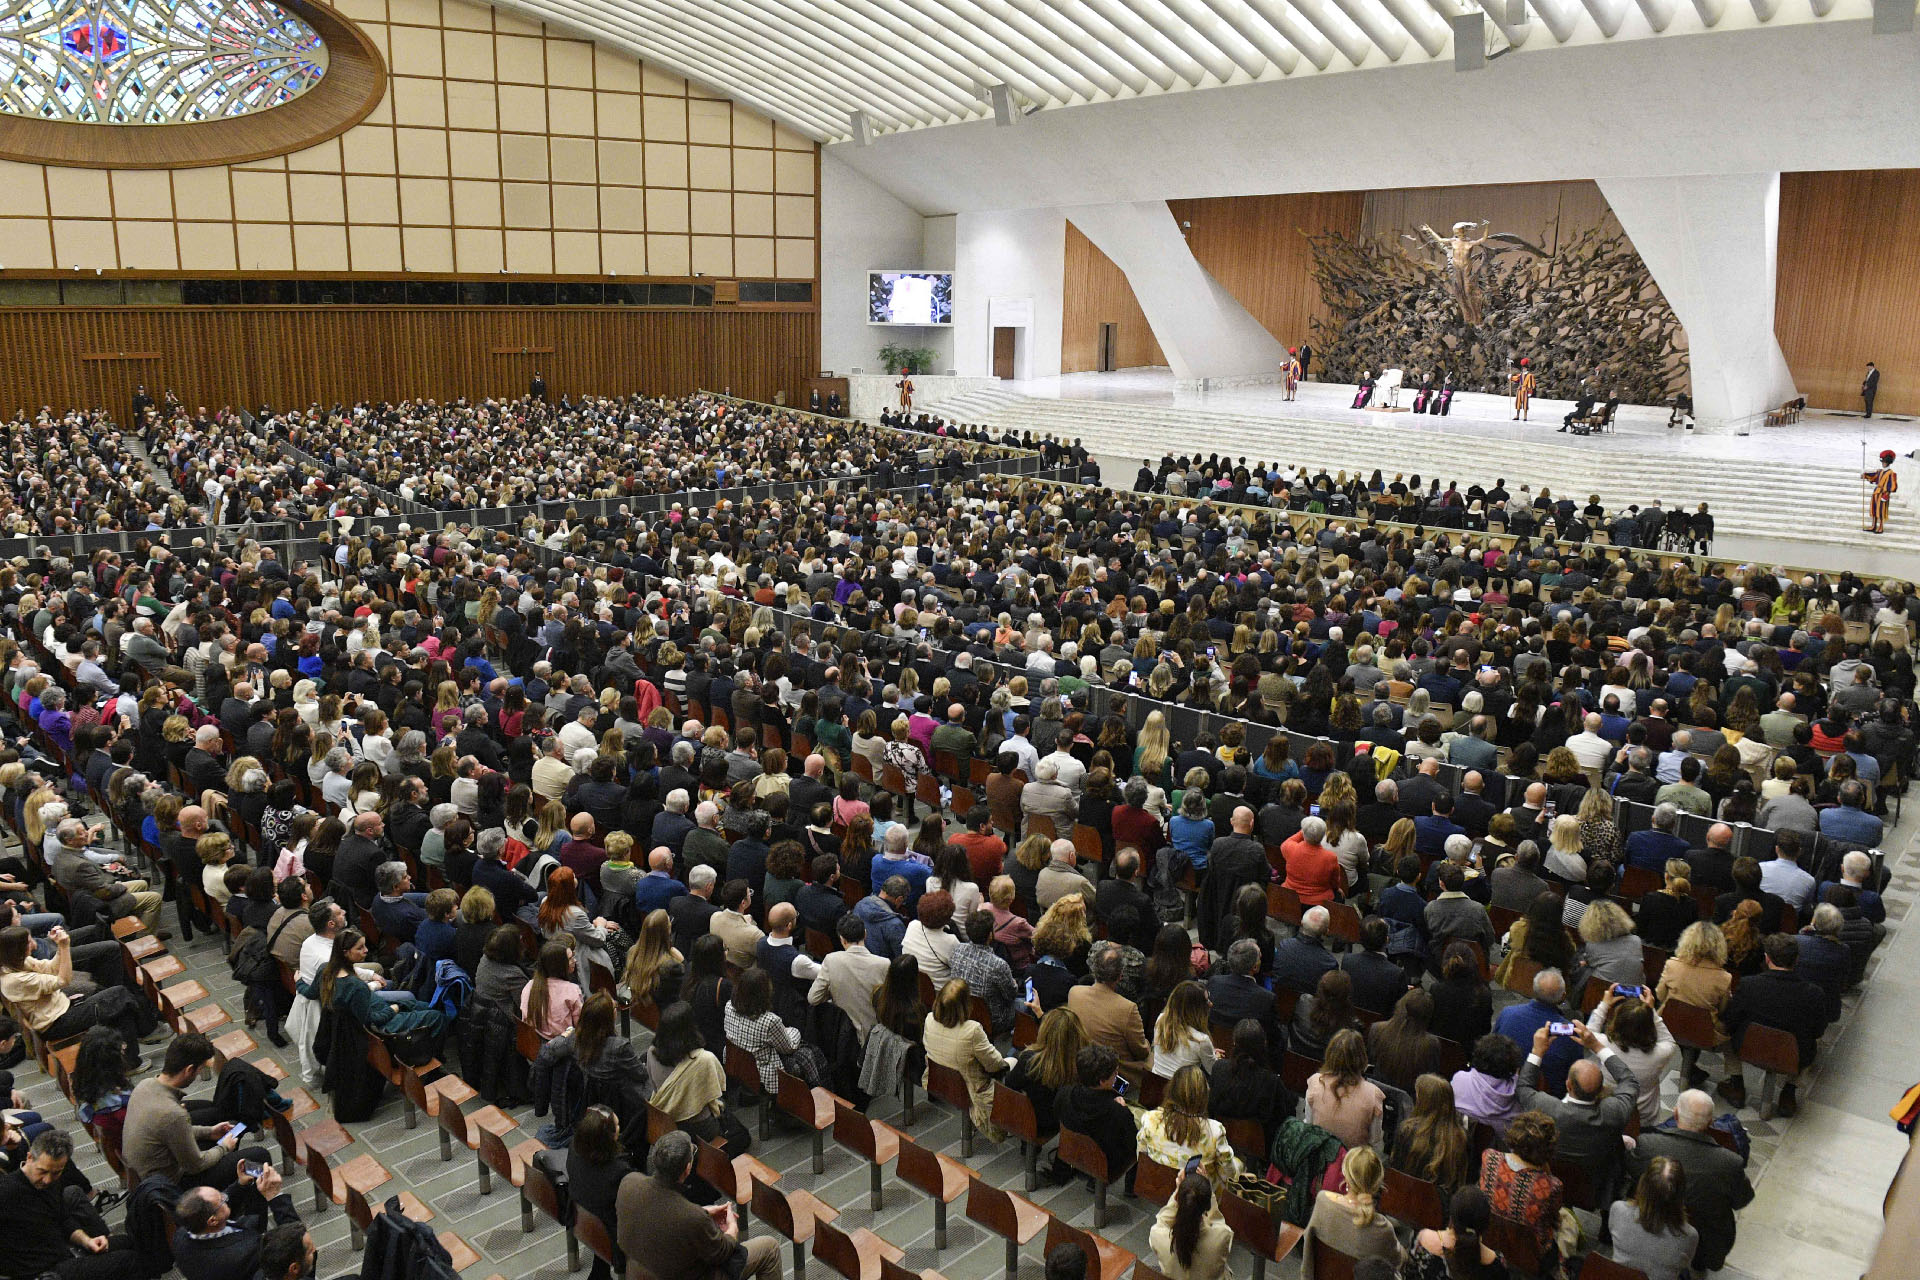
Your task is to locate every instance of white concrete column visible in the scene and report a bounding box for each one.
[1059,200,1288,388]
[1599,172,1798,434]
[952,207,1068,381]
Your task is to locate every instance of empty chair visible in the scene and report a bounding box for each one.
[989,1084,1043,1191]
[965,1175,1049,1280]
[813,1217,904,1280]
[779,1069,843,1175]
[832,1102,900,1211]
[697,1137,781,1230]
[896,1132,975,1251]
[1218,1181,1304,1280]
[752,1173,842,1280]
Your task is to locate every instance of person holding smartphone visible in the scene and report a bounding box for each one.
[170,1158,302,1280]
[122,1033,270,1191]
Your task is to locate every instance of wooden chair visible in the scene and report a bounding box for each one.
[1579,1257,1653,1280]
[269,1108,350,1177]
[1072,823,1106,866]
[1222,1119,1266,1168]
[896,1132,975,1250]
[1132,1153,1177,1207]
[989,1084,1043,1191]
[305,1141,391,1217]
[778,1069,843,1174]
[724,1042,773,1139]
[1057,1125,1131,1229]
[1500,954,1543,998]
[923,1060,977,1155]
[344,1185,435,1252]
[1043,1218,1134,1280]
[1306,1236,1360,1280]
[1737,1023,1803,1119]
[965,1177,1050,1280]
[1219,1182,1304,1280]
[752,1174,841,1280]
[1659,999,1720,1054]
[1012,1008,1039,1050]
[1552,1156,1600,1211]
[1380,1166,1446,1231]
[832,1102,899,1210]
[1266,883,1303,927]
[1281,1049,1319,1097]
[477,1125,547,1225]
[813,1217,904,1280]
[1485,1214,1542,1278]
[696,1138,781,1230]
[523,1158,574,1262]
[574,1206,619,1278]
[435,1093,517,1166]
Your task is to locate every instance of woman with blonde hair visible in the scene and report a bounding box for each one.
[1542,813,1587,884]
[1573,897,1644,997]
[923,978,1008,1140]
[1139,1064,1243,1192]
[621,908,684,1009]
[197,832,236,904]
[1656,920,1734,1086]
[1152,980,1217,1078]
[1576,788,1621,863]
[1303,1146,1405,1279]
[1136,710,1172,790]
[1005,1006,1085,1134]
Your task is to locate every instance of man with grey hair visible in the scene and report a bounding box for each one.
[1206,937,1282,1055]
[668,863,719,954]
[1020,758,1077,834]
[1514,1014,1638,1203]
[420,802,460,868]
[1493,967,1580,1094]
[618,1128,781,1280]
[1272,903,1337,993]
[181,721,226,797]
[1611,746,1661,804]
[684,800,729,877]
[473,823,539,924]
[52,816,165,936]
[1627,1088,1754,1271]
[557,704,599,757]
[1035,837,1095,910]
[1067,940,1150,1083]
[369,861,427,944]
[650,789,695,862]
[531,734,572,801]
[454,703,503,770]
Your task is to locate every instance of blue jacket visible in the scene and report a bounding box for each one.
[852,895,907,959]
[869,852,931,904]
[1494,997,1580,1095]
[1624,828,1690,872]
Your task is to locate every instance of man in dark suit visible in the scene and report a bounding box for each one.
[1625,802,1690,871]
[1719,934,1834,1114]
[616,1131,779,1280]
[1452,772,1497,838]
[1195,808,1267,951]
[218,686,258,743]
[1338,917,1409,1016]
[330,812,389,912]
[1712,857,1784,935]
[171,1163,303,1280]
[1627,1089,1754,1272]
[1092,850,1156,953]
[1684,822,1737,893]
[1395,761,1446,818]
[1270,907,1338,993]
[1206,939,1281,1057]
[668,865,720,954]
[1863,361,1879,417]
[786,754,834,819]
[1514,1018,1640,1205]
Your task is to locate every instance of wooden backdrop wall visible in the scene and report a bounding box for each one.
[1775,169,1920,417]
[1166,193,1365,353]
[1061,221,1165,373]
[0,306,817,415]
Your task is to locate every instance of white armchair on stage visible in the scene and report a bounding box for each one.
[1378,368,1404,408]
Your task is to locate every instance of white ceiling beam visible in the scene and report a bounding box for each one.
[1328,0,1412,59]
[1290,0,1377,64]
[831,0,1056,111]
[1194,0,1302,74]
[1076,0,1213,84]
[730,0,975,120]
[1633,0,1678,28]
[1155,0,1274,77]
[1119,0,1243,81]
[1750,0,1779,17]
[1691,0,1727,23]
[982,0,1137,96]
[1244,0,1339,68]
[528,0,847,135]
[1529,0,1584,39]
[762,0,992,116]
[919,0,1099,103]
[850,0,1075,108]
[1444,0,1533,46]
[642,0,947,128]
[1049,0,1187,89]
[1378,0,1451,55]
[1579,0,1631,33]
[1808,0,1837,12]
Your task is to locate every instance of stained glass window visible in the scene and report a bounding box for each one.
[0,0,327,125]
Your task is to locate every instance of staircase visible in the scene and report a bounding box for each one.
[907,391,1906,560]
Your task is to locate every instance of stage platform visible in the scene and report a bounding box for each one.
[907,368,1920,576]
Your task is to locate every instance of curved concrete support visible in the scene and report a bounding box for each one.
[1599,172,1798,435]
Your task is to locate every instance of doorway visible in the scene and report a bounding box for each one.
[992,327,1016,380]
[1098,323,1117,373]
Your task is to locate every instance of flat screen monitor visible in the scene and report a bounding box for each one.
[868,270,952,325]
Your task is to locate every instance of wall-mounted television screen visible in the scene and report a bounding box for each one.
[868,270,952,325]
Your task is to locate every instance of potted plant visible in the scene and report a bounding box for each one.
[878,343,937,375]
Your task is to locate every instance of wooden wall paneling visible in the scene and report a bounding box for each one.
[1164,192,1364,353]
[1775,169,1920,417]
[1360,181,1622,253]
[0,307,817,418]
[1060,221,1166,374]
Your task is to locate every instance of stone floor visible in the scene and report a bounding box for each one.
[12,788,1919,1280]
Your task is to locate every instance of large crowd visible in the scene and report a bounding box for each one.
[0,398,1909,1280]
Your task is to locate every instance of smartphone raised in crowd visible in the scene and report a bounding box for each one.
[1547,1022,1578,1037]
